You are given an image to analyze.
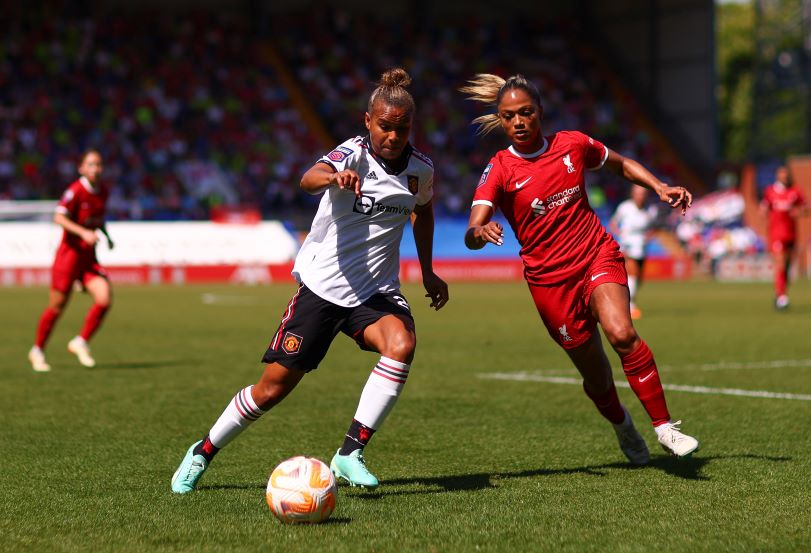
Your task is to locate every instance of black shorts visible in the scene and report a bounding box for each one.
[261,284,414,372]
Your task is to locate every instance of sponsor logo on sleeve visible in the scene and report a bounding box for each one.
[477,163,493,188]
[327,145,353,162]
[407,175,419,194]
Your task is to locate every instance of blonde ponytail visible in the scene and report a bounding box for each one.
[460,73,542,135]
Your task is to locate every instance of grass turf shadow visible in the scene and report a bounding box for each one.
[350,453,792,498]
[196,453,792,498]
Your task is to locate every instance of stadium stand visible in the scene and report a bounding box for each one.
[1,7,687,227]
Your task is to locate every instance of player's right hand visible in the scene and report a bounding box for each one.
[81,229,99,246]
[331,170,361,197]
[477,222,504,246]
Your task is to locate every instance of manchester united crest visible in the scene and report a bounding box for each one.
[407,175,419,195]
[281,332,303,354]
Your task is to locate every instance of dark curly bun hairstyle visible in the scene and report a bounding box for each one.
[368,67,415,115]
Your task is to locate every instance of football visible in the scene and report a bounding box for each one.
[266,456,337,524]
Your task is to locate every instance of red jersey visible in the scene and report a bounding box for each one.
[55,176,109,254]
[472,131,612,285]
[761,183,806,242]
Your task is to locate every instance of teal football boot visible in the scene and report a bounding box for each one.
[330,449,379,489]
[171,441,208,494]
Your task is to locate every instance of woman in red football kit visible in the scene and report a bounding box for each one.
[28,150,114,372]
[461,74,699,463]
[760,165,808,310]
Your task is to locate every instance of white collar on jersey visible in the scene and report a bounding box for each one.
[508,138,549,159]
[79,176,97,193]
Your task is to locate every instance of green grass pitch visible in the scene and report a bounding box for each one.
[2,280,810,552]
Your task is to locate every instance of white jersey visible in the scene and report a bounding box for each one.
[612,199,657,259]
[293,136,434,307]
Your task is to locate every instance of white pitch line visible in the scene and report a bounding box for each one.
[477,372,811,401]
[201,293,262,305]
[662,358,811,372]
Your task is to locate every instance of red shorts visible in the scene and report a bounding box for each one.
[51,247,108,294]
[527,240,627,350]
[770,239,794,254]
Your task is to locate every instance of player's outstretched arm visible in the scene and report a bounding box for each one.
[412,201,449,310]
[300,162,361,197]
[465,204,503,249]
[604,149,692,215]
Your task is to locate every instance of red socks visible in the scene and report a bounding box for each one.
[621,340,670,426]
[79,304,109,341]
[583,381,625,425]
[35,307,60,348]
[775,267,788,297]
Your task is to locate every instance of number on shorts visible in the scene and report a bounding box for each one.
[392,295,411,312]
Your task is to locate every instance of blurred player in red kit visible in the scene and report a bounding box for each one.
[28,150,114,372]
[461,74,699,464]
[760,165,808,310]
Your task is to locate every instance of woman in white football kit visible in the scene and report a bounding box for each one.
[172,68,449,493]
[610,185,658,319]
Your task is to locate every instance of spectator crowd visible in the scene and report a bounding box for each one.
[1,6,680,225]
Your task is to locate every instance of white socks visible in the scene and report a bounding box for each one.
[208,385,267,448]
[627,275,638,302]
[206,358,410,450]
[353,356,410,429]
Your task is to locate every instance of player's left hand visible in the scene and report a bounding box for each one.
[423,271,449,311]
[660,185,692,215]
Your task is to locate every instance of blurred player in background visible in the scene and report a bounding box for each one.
[28,150,113,372]
[610,185,658,319]
[172,68,449,493]
[462,74,698,464]
[760,165,808,310]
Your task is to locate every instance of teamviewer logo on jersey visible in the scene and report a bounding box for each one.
[353,194,375,215]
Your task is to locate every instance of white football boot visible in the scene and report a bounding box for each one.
[655,420,699,457]
[68,336,96,367]
[612,408,650,465]
[28,346,51,372]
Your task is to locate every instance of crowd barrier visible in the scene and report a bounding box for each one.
[0,221,691,285]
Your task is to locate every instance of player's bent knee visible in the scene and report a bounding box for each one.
[253,363,305,410]
[252,382,288,411]
[381,332,416,363]
[605,325,638,352]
